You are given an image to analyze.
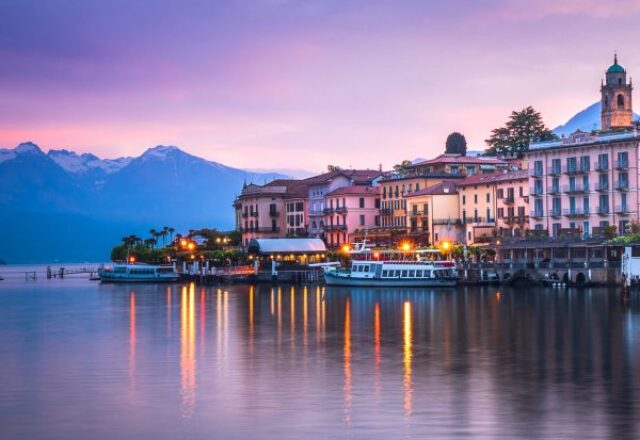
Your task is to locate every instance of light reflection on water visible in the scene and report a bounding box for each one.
[0,280,640,439]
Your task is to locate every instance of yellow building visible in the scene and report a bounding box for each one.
[405,181,463,246]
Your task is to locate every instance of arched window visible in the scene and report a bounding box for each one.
[604,95,610,109]
[617,94,625,108]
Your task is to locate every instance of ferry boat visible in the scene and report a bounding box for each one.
[321,240,458,287]
[98,263,179,283]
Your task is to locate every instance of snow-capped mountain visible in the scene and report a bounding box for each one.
[0,142,285,263]
[48,149,132,175]
[554,101,640,137]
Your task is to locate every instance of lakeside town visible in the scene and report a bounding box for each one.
[228,56,640,287]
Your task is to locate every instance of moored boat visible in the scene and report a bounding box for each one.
[98,263,179,283]
[323,259,458,287]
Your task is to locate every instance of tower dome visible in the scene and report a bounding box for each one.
[607,54,625,73]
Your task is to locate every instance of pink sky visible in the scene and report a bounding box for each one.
[1,0,640,172]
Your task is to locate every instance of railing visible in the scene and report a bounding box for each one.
[564,165,589,174]
[242,212,249,218]
[503,216,528,224]
[324,224,347,231]
[547,166,562,176]
[563,184,589,193]
[409,210,424,216]
[323,208,334,214]
[530,168,544,177]
[596,182,609,191]
[615,181,629,191]
[531,210,544,218]
[269,210,279,217]
[550,209,562,217]
[563,208,589,216]
[503,195,515,204]
[250,211,259,217]
[547,186,561,194]
[595,162,608,171]
[597,206,610,215]
[530,187,544,196]
[432,218,461,225]
[615,205,630,214]
[615,160,629,169]
[463,217,495,224]
[379,208,392,215]
[334,206,348,214]
[240,226,281,233]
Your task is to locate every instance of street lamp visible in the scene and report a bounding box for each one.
[441,241,451,260]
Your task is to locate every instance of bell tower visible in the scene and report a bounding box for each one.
[601,53,633,131]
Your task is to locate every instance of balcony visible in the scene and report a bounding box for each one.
[323,207,334,214]
[240,226,281,233]
[504,215,528,224]
[269,210,279,217]
[547,166,562,176]
[615,160,629,170]
[597,206,610,215]
[250,211,259,218]
[547,186,561,195]
[503,195,515,204]
[462,217,495,224]
[242,212,249,218]
[432,218,461,225]
[550,208,562,217]
[564,165,589,175]
[530,186,544,196]
[595,162,609,172]
[531,210,544,218]
[379,208,392,215]
[563,184,589,193]
[596,182,609,192]
[334,206,348,214]
[324,224,347,231]
[563,208,589,217]
[410,210,425,217]
[615,181,629,191]
[615,205,630,214]
[530,168,544,177]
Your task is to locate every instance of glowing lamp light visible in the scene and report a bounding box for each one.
[188,242,195,251]
[180,239,187,247]
[442,241,451,251]
[216,237,221,243]
[129,256,136,263]
[373,251,380,259]
[342,244,351,253]
[190,254,195,260]
[401,242,411,252]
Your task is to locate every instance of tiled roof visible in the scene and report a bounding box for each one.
[457,170,528,187]
[327,185,378,196]
[407,181,458,196]
[304,169,382,185]
[407,154,507,168]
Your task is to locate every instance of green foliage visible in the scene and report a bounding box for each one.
[485,106,557,157]
[393,160,412,174]
[445,132,467,156]
[327,165,342,172]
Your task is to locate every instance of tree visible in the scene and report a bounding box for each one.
[327,165,342,172]
[445,132,467,156]
[485,106,557,157]
[168,227,175,244]
[393,160,412,174]
[161,226,169,248]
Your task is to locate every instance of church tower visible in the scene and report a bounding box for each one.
[601,54,633,131]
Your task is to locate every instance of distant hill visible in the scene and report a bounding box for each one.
[553,102,640,137]
[0,143,284,263]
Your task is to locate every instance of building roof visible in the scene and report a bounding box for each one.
[407,181,458,196]
[457,170,528,187]
[406,154,507,168]
[304,169,382,186]
[248,238,327,254]
[607,54,625,73]
[529,129,640,151]
[327,185,378,196]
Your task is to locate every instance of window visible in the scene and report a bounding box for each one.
[534,160,543,175]
[497,188,504,198]
[360,214,365,226]
[462,195,466,205]
[382,270,388,278]
[598,153,609,169]
[401,270,408,278]
[416,270,423,277]
[359,197,365,208]
[408,270,415,278]
[552,223,561,237]
[498,207,504,218]
[486,193,490,202]
[474,194,478,204]
[375,198,380,208]
[599,173,609,190]
[519,186,523,197]
[618,94,625,108]
[583,196,590,213]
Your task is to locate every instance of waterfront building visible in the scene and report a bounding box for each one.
[404,153,509,176]
[323,186,380,247]
[456,170,529,244]
[404,181,463,246]
[307,169,382,240]
[527,57,639,238]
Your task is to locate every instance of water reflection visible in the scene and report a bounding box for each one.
[181,284,196,418]
[403,301,412,419]
[4,282,640,439]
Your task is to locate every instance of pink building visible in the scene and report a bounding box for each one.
[527,58,639,238]
[324,186,380,247]
[528,130,639,237]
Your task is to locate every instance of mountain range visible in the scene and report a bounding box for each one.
[0,143,284,263]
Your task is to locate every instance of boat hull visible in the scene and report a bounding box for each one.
[98,273,179,283]
[324,272,457,287]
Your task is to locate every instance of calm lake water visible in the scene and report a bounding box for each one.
[1,268,640,439]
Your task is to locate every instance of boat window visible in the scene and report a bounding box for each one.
[364,265,370,272]
[382,270,388,277]
[416,270,423,277]
[401,270,408,278]
[425,270,432,278]
[408,270,415,278]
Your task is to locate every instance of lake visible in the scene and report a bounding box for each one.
[1,269,640,439]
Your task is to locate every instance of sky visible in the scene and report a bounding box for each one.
[2,0,640,173]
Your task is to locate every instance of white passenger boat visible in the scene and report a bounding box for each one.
[98,263,179,283]
[322,240,458,287]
